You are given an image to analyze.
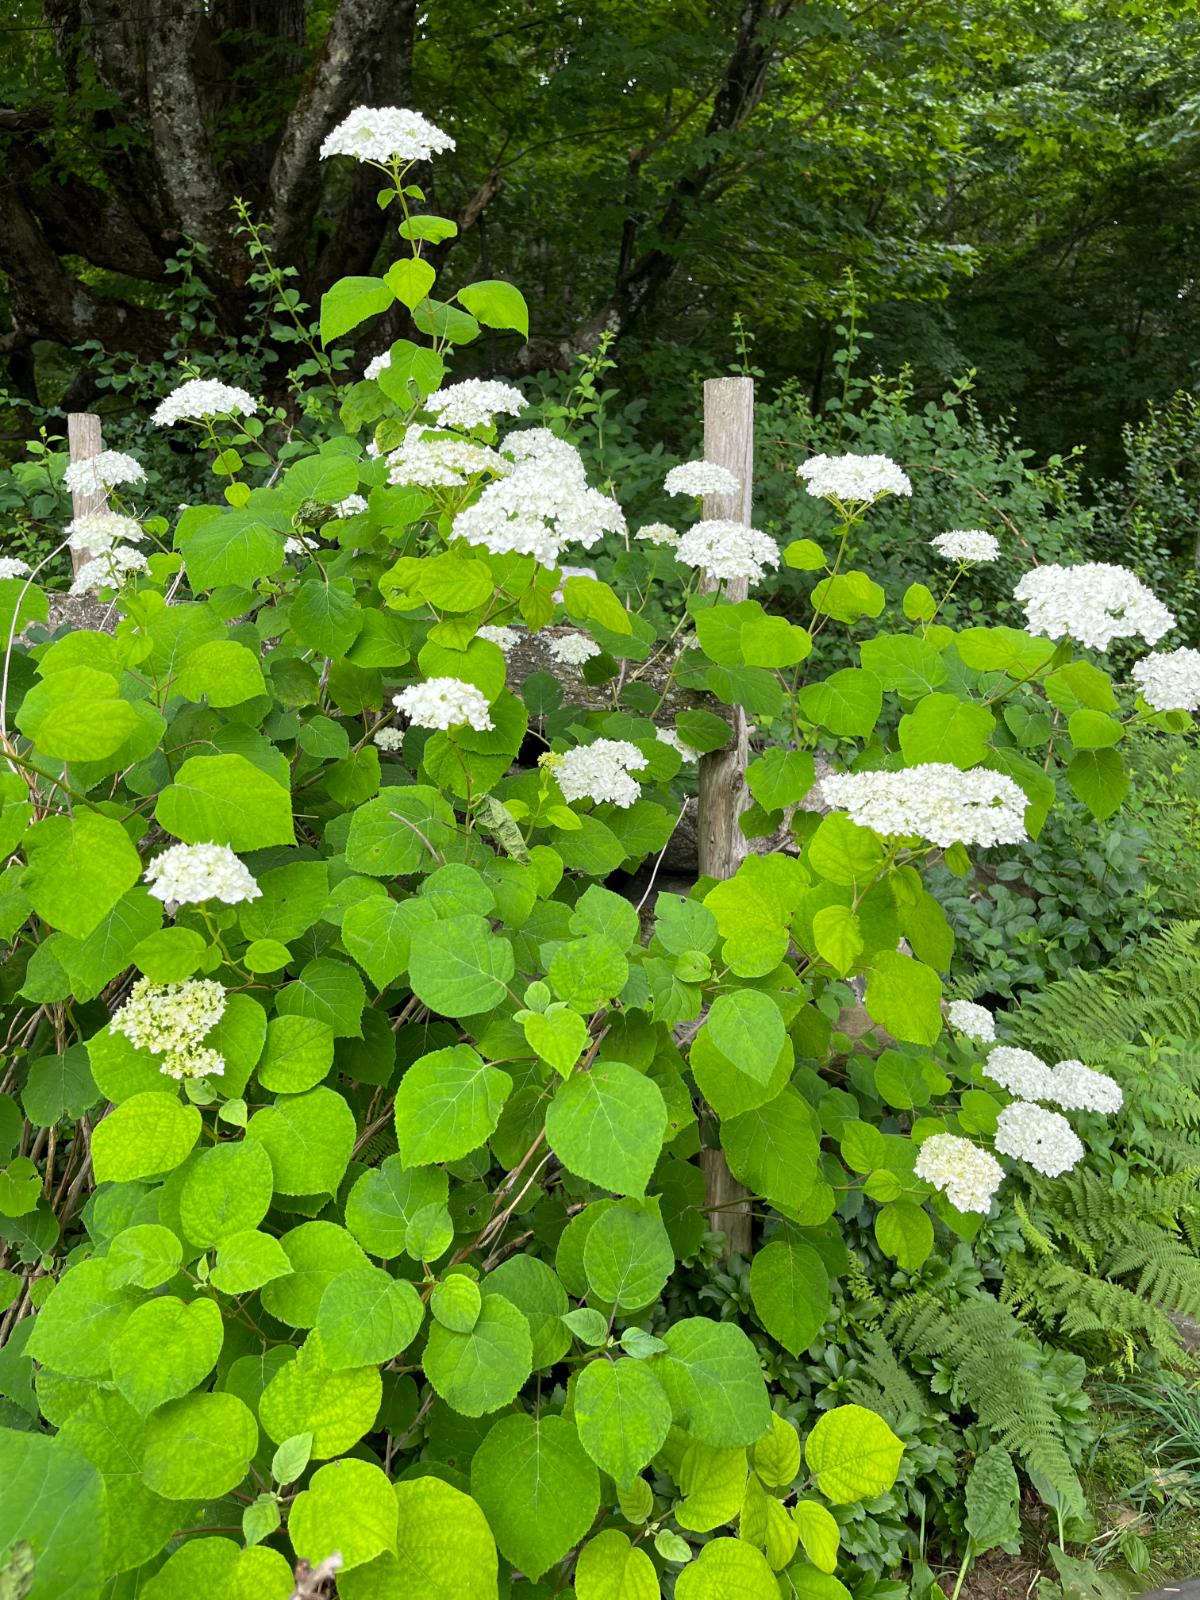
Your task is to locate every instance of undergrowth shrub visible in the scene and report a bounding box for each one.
[0,104,1196,1600]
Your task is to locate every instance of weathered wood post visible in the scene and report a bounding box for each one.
[66,413,107,575]
[696,375,755,1258]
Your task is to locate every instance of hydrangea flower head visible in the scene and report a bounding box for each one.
[394,677,494,731]
[915,1133,1004,1214]
[477,624,520,653]
[947,1000,995,1042]
[1131,647,1200,711]
[674,520,780,586]
[426,380,528,430]
[983,1045,1056,1101]
[66,512,145,560]
[664,460,740,498]
[374,727,405,751]
[994,1101,1084,1177]
[365,350,392,381]
[931,530,1000,564]
[144,843,261,908]
[551,739,649,808]
[819,764,1028,849]
[0,557,31,580]
[152,379,258,426]
[334,493,369,518]
[656,727,702,762]
[1049,1059,1123,1114]
[111,977,227,1080]
[63,451,145,495]
[1013,562,1174,652]
[386,426,507,489]
[548,633,601,667]
[636,523,679,548]
[798,453,911,505]
[70,546,150,596]
[320,106,455,165]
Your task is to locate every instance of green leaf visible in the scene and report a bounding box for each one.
[111,1295,223,1416]
[178,1137,274,1245]
[859,633,947,696]
[386,256,436,310]
[245,1086,356,1195]
[422,1291,532,1416]
[137,1537,293,1599]
[106,1223,182,1289]
[0,1429,106,1600]
[22,1047,97,1127]
[874,1199,934,1270]
[965,1445,1021,1554]
[864,950,943,1045]
[408,915,515,1016]
[804,1404,904,1503]
[654,1317,772,1447]
[675,1537,779,1599]
[57,1388,178,1575]
[345,1156,447,1258]
[798,669,882,738]
[521,1004,589,1077]
[574,1357,673,1489]
[791,1501,841,1573]
[810,570,885,623]
[811,904,864,976]
[290,1457,398,1571]
[16,666,140,760]
[26,1259,135,1378]
[471,1412,599,1579]
[257,1014,335,1094]
[754,1413,802,1490]
[156,754,294,849]
[394,1044,512,1164]
[290,578,364,658]
[257,1331,381,1459]
[563,574,632,635]
[1069,709,1123,749]
[898,693,995,769]
[746,748,815,812]
[271,1432,312,1485]
[260,1221,368,1328]
[211,1228,293,1294]
[177,508,285,589]
[457,278,530,337]
[142,1391,258,1499]
[320,275,392,343]
[175,639,266,707]
[545,1061,667,1196]
[806,812,885,886]
[343,895,436,991]
[584,1200,674,1310]
[21,811,141,938]
[673,1437,747,1532]
[339,1477,499,1600]
[481,1254,570,1370]
[431,1273,482,1332]
[748,1239,830,1356]
[575,1529,659,1600]
[721,1087,822,1212]
[705,991,785,1086]
[276,956,365,1039]
[1066,747,1129,821]
[92,1091,201,1182]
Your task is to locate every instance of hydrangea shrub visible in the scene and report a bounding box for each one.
[0,105,1194,1598]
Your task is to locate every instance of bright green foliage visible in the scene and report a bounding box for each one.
[0,104,1186,1600]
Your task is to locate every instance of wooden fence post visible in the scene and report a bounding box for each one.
[66,413,107,575]
[696,375,755,1259]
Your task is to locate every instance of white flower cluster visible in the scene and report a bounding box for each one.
[320,106,455,165]
[915,1133,1005,1214]
[144,842,261,908]
[1047,1059,1123,1114]
[930,530,1000,564]
[334,492,369,518]
[66,511,145,560]
[1013,562,1175,652]
[0,557,30,580]
[983,1045,1056,1100]
[656,727,701,761]
[675,520,780,587]
[552,739,648,808]
[820,764,1028,849]
[365,350,392,381]
[70,545,150,597]
[797,452,912,505]
[426,380,527,430]
[387,426,506,489]
[1131,646,1200,712]
[994,1101,1084,1177]
[477,624,520,652]
[374,727,405,751]
[284,534,318,558]
[63,451,145,495]
[636,523,679,548]
[947,999,996,1042]
[548,632,601,667]
[152,378,257,426]
[451,427,625,568]
[664,460,740,498]
[111,977,227,1080]
[394,676,494,731]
